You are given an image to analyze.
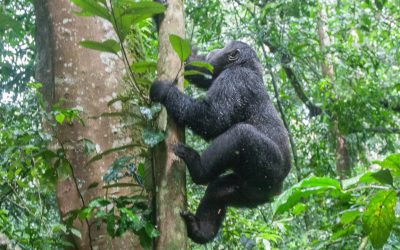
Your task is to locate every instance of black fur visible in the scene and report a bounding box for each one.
[150,41,291,244]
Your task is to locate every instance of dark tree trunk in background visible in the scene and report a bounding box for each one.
[153,0,187,249]
[317,8,351,179]
[33,0,54,107]
[34,0,141,249]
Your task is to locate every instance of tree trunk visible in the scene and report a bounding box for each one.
[153,0,187,249]
[317,6,351,179]
[34,0,141,249]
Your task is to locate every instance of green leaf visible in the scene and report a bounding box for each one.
[107,214,116,237]
[186,61,214,73]
[78,207,93,220]
[111,1,165,42]
[86,144,144,166]
[184,70,209,76]
[359,169,393,186]
[340,209,360,224]
[131,61,157,74]
[117,0,166,16]
[375,0,387,10]
[70,228,82,239]
[331,225,356,240]
[279,68,287,83]
[142,129,166,147]
[83,138,96,155]
[374,153,400,176]
[71,0,110,20]
[88,182,99,189]
[169,34,191,62]
[56,159,72,180]
[144,222,160,238]
[103,156,134,182]
[272,176,344,215]
[292,203,306,215]
[363,190,396,249]
[88,198,110,208]
[55,113,66,124]
[79,39,121,55]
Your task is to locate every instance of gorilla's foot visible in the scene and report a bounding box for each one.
[180,210,217,244]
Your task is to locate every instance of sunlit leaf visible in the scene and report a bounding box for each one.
[186,61,214,73]
[79,39,121,55]
[71,0,110,20]
[374,153,400,176]
[55,113,66,124]
[272,176,344,215]
[340,209,360,224]
[363,190,396,249]
[169,34,191,62]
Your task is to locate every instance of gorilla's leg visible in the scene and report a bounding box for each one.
[174,123,283,185]
[181,174,244,244]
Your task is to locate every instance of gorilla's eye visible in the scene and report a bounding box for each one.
[228,49,240,62]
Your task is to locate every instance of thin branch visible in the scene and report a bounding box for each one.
[263,39,323,117]
[349,127,400,134]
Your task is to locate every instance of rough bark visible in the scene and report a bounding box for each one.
[317,7,351,179]
[34,1,141,249]
[153,0,187,249]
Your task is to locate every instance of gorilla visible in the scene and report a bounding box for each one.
[150,41,291,244]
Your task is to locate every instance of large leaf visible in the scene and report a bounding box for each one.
[359,169,394,186]
[362,190,396,249]
[272,176,344,215]
[111,1,166,42]
[79,39,121,55]
[186,61,214,73]
[169,34,191,62]
[71,0,110,21]
[117,1,166,16]
[374,153,400,176]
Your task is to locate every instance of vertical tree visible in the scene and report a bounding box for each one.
[153,1,187,249]
[34,0,141,249]
[317,5,351,179]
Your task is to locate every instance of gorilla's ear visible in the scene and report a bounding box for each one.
[228,49,240,62]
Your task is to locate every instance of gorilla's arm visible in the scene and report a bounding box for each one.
[150,70,250,139]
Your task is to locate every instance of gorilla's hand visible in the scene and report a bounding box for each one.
[150,81,173,103]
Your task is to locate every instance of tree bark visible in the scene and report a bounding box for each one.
[317,6,351,179]
[34,0,141,249]
[153,0,187,249]
[33,0,54,107]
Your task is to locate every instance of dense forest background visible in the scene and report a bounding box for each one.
[0,0,399,249]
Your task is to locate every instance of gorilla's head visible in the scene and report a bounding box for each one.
[206,41,263,77]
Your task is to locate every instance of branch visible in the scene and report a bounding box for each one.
[263,39,322,117]
[349,127,400,134]
[380,99,400,113]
